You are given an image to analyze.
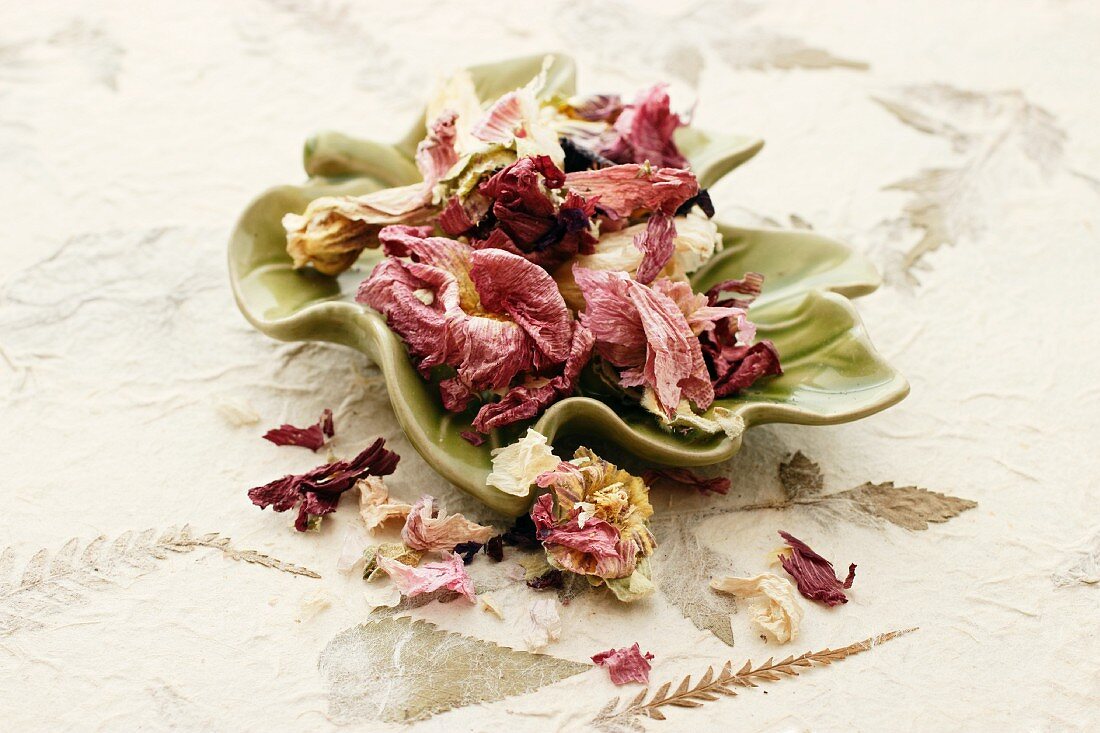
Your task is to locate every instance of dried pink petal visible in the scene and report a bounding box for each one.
[248,439,399,532]
[459,430,486,446]
[599,83,689,168]
[564,164,698,220]
[562,93,624,122]
[777,531,857,607]
[591,643,655,685]
[574,268,713,417]
[400,495,495,552]
[375,551,476,602]
[262,408,335,451]
[632,212,676,284]
[642,467,731,495]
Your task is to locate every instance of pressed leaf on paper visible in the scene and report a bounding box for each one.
[649,510,739,646]
[872,84,1065,284]
[760,452,977,530]
[0,526,318,636]
[318,617,590,724]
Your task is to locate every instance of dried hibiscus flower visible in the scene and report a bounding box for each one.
[262,408,334,451]
[358,229,588,431]
[531,447,657,602]
[283,111,460,275]
[400,495,494,552]
[777,531,857,607]
[574,268,742,419]
[592,643,655,685]
[375,551,476,602]
[248,438,399,532]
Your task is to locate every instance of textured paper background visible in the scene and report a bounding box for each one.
[1,1,1098,730]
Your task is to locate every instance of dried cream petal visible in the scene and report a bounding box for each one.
[480,593,505,620]
[711,573,803,643]
[401,495,494,551]
[426,69,484,156]
[358,476,413,532]
[486,428,561,497]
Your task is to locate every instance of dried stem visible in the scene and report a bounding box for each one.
[594,628,916,730]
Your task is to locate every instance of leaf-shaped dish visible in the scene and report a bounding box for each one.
[229,54,908,517]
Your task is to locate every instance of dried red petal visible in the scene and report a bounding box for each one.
[247,438,399,532]
[705,339,783,397]
[642,467,730,495]
[777,531,857,607]
[459,430,486,446]
[262,408,335,452]
[485,535,505,562]
[592,643,655,685]
[452,541,483,564]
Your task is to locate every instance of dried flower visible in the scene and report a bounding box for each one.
[469,63,565,167]
[710,573,804,643]
[375,551,476,602]
[248,438,399,531]
[592,643,655,685]
[400,495,494,552]
[358,231,585,430]
[486,428,562,497]
[262,408,334,451]
[777,531,856,607]
[699,273,783,396]
[284,111,459,275]
[574,268,730,418]
[531,448,656,601]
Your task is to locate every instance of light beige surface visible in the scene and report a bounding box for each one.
[1,1,1098,731]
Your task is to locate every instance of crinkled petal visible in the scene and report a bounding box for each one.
[575,268,713,417]
[632,212,676,284]
[357,476,413,532]
[599,83,688,168]
[777,531,857,607]
[711,573,803,643]
[564,164,698,219]
[262,408,334,451]
[591,643,655,685]
[248,438,399,532]
[400,495,495,552]
[375,551,476,602]
[487,429,562,497]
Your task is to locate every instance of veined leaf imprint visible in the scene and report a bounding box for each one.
[0,526,319,636]
[318,617,590,723]
[873,84,1066,285]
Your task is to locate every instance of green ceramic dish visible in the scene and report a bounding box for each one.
[229,53,908,517]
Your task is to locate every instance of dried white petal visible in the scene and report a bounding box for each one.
[711,573,803,643]
[487,429,561,497]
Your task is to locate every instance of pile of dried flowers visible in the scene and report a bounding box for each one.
[246,65,867,688]
[287,62,781,440]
